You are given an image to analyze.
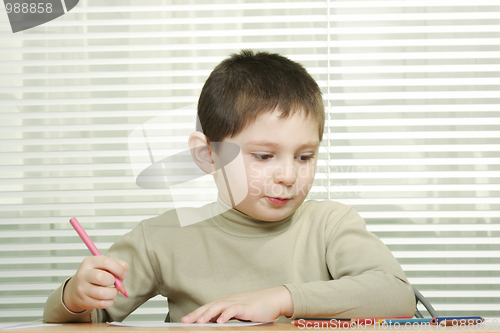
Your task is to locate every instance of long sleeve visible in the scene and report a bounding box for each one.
[43,277,94,323]
[44,221,161,323]
[284,206,415,319]
[45,199,415,323]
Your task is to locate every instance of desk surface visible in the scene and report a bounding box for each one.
[7,323,500,333]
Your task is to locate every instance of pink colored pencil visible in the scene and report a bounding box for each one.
[69,217,128,297]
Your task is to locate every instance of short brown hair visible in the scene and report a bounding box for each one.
[197,50,324,143]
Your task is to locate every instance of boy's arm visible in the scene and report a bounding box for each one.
[181,285,293,324]
[43,277,99,323]
[283,206,415,319]
[182,205,414,324]
[43,221,161,323]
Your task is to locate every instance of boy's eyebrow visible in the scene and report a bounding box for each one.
[245,140,320,149]
[245,140,280,147]
[298,141,320,150]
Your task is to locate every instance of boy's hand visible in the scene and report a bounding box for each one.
[62,256,128,313]
[181,286,293,324]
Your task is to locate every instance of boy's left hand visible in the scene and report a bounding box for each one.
[181,286,293,324]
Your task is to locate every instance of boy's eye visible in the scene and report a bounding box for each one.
[297,154,314,162]
[252,153,274,161]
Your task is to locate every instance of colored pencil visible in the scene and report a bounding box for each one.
[292,317,413,327]
[382,318,433,325]
[69,217,128,297]
[432,317,484,326]
[356,317,412,325]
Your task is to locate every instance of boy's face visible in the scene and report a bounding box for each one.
[216,109,319,222]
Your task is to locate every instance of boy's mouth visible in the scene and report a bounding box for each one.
[265,197,291,205]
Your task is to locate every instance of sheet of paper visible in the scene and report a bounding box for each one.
[108,321,274,327]
[0,324,60,331]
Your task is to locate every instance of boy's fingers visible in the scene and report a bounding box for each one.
[86,285,118,301]
[181,304,211,323]
[208,314,221,323]
[80,292,115,310]
[196,302,230,323]
[91,256,128,280]
[86,269,116,288]
[213,306,239,324]
[115,259,129,272]
[217,307,238,324]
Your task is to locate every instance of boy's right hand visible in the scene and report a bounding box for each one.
[62,256,128,313]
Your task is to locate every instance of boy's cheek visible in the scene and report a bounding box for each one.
[296,165,309,179]
[248,179,263,196]
[246,163,272,184]
[247,161,275,182]
[247,159,262,175]
[214,149,249,206]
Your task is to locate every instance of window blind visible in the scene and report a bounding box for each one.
[0,0,499,322]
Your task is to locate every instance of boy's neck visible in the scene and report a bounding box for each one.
[211,196,295,237]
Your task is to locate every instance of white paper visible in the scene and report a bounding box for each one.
[0,324,61,331]
[108,321,274,327]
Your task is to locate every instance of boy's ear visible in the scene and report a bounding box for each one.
[188,131,215,175]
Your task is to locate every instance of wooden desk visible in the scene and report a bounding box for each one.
[9,323,500,333]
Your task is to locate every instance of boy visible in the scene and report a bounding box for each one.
[43,50,415,324]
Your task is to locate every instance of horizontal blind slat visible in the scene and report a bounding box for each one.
[2,186,500,198]
[329,105,500,113]
[4,25,500,41]
[3,51,500,68]
[393,251,500,258]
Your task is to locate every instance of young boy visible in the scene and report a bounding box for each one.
[43,50,415,324]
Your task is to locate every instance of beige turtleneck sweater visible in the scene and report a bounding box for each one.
[43,198,415,323]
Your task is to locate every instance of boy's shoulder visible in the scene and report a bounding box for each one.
[298,200,366,238]
[141,207,179,226]
[139,202,214,228]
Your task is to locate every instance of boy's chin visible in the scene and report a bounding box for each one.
[258,209,296,222]
[236,197,305,222]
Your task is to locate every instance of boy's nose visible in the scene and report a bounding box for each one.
[273,163,296,186]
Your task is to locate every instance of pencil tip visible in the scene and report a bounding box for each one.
[117,285,128,297]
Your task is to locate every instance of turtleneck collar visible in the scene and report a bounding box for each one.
[210,196,295,237]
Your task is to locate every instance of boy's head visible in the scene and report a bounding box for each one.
[197,50,324,143]
[190,50,324,222]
